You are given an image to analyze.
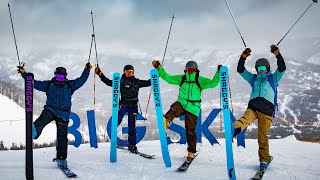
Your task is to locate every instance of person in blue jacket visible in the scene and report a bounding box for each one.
[233,45,286,169]
[17,63,92,168]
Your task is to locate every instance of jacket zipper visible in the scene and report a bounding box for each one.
[259,77,263,97]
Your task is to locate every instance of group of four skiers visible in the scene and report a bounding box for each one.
[17,44,286,171]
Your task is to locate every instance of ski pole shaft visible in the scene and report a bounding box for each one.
[228,77,234,113]
[94,64,96,111]
[162,14,175,66]
[91,11,99,65]
[277,1,317,46]
[88,35,94,63]
[8,3,22,66]
[144,88,152,118]
[224,0,247,47]
[145,15,175,117]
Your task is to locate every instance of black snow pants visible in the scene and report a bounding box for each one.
[34,109,69,160]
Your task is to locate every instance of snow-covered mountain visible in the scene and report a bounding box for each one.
[0,47,319,141]
[0,136,319,180]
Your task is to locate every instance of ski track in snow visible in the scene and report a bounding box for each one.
[0,136,319,180]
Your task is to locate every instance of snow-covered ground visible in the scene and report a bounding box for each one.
[0,94,56,148]
[0,136,319,180]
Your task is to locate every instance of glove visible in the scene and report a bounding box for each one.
[95,66,103,76]
[218,64,222,72]
[85,63,92,70]
[17,66,26,74]
[152,60,161,70]
[241,48,251,59]
[270,44,280,56]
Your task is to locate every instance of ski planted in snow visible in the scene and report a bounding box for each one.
[220,66,236,180]
[177,153,199,172]
[52,158,77,178]
[251,156,273,180]
[25,73,34,180]
[117,146,155,159]
[110,72,121,163]
[150,69,172,167]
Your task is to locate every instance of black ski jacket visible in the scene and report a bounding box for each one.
[99,74,151,107]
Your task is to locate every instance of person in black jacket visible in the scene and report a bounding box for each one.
[95,65,151,153]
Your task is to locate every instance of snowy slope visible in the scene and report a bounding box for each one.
[0,136,319,180]
[0,94,56,148]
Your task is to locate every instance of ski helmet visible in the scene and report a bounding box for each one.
[123,64,134,71]
[185,61,198,69]
[255,58,270,73]
[54,67,67,77]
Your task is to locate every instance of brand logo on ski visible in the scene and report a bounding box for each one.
[113,76,120,107]
[151,74,161,106]
[26,75,33,112]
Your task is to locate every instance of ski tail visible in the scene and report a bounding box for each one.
[25,73,34,180]
[220,67,236,180]
[110,72,121,163]
[150,69,172,167]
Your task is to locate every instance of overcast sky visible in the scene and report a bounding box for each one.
[0,0,319,61]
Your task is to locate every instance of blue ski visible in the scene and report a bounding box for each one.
[110,72,121,163]
[220,66,236,180]
[150,69,172,167]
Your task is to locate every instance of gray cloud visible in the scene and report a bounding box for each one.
[0,0,319,61]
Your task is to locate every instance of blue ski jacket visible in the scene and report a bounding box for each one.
[22,69,90,121]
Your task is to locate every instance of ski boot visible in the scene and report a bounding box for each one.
[187,152,195,160]
[57,159,68,168]
[128,145,138,154]
[260,156,273,170]
[163,117,172,130]
[32,123,38,139]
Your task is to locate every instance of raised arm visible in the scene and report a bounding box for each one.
[18,67,50,92]
[152,60,183,86]
[237,48,255,84]
[200,65,221,90]
[69,63,91,92]
[270,45,286,84]
[95,66,112,87]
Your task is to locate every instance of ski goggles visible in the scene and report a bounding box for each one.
[55,74,65,81]
[124,70,134,77]
[258,66,267,73]
[185,68,196,74]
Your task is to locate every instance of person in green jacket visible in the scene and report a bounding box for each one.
[233,45,286,169]
[152,60,221,159]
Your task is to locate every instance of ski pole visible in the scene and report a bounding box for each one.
[90,10,99,111]
[277,0,318,46]
[8,3,23,67]
[162,14,175,66]
[145,14,175,118]
[224,0,247,47]
[91,10,99,66]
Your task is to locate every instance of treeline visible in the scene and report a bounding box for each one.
[0,80,44,115]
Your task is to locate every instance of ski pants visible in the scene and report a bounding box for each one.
[234,108,273,163]
[118,104,138,146]
[164,101,198,153]
[34,109,68,160]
